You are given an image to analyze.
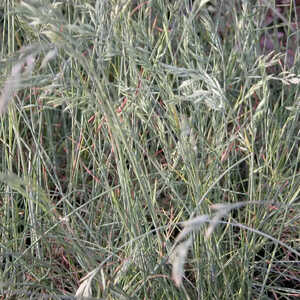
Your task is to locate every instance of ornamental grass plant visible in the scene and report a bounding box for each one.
[0,1,299,299]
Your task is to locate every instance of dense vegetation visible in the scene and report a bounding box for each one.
[0,1,299,299]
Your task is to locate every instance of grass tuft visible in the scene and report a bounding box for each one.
[0,0,299,299]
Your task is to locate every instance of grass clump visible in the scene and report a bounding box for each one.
[0,0,299,299]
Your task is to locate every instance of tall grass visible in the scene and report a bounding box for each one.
[0,0,299,299]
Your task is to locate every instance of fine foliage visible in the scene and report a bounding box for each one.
[0,1,299,299]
